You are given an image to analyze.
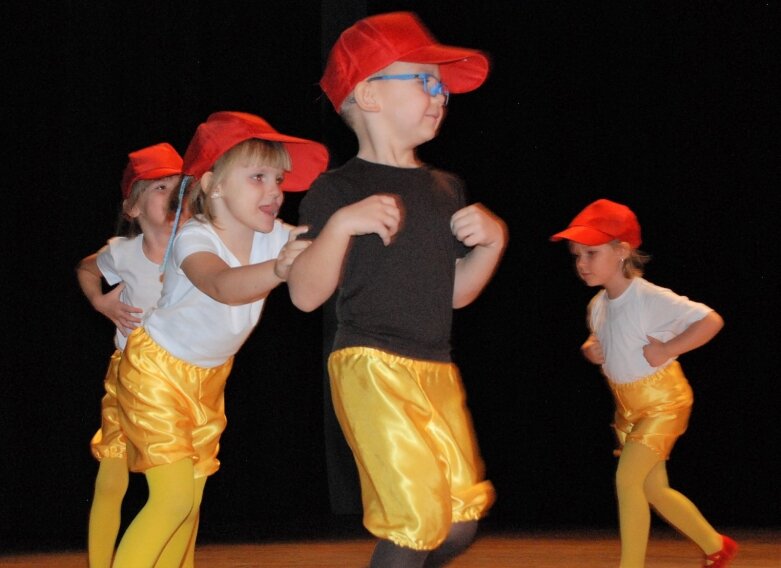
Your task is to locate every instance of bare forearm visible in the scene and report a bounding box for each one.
[209,261,285,305]
[288,228,350,312]
[452,243,505,308]
[76,256,104,306]
[665,311,724,357]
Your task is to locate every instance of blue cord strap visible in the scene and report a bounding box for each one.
[161,175,192,273]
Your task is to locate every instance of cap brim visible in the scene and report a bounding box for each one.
[401,44,489,93]
[183,122,329,191]
[278,138,330,192]
[550,226,614,245]
[123,166,183,198]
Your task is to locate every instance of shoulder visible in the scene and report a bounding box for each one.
[177,217,211,237]
[635,278,680,300]
[425,165,461,186]
[103,235,141,259]
[310,159,364,190]
[174,218,220,251]
[587,289,606,310]
[106,235,136,250]
[420,165,466,202]
[302,159,365,208]
[636,277,702,310]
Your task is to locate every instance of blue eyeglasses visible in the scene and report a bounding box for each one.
[367,73,450,106]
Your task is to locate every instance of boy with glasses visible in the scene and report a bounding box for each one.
[288,11,507,567]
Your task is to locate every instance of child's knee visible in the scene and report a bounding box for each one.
[615,463,648,495]
[148,495,193,528]
[94,472,129,499]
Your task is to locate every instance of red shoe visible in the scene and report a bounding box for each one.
[703,535,738,567]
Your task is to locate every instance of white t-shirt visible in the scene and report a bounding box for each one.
[143,218,289,368]
[587,277,713,384]
[96,235,163,351]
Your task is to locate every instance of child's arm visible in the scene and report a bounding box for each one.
[76,253,143,335]
[643,310,724,367]
[581,333,605,365]
[182,226,311,306]
[451,203,507,309]
[288,195,401,312]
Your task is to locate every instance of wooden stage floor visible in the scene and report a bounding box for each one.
[1,529,778,567]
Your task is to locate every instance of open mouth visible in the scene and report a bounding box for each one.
[259,204,278,217]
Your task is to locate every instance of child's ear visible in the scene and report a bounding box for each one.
[353,80,380,112]
[200,171,213,191]
[123,198,140,219]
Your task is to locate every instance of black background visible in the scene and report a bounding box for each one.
[2,0,779,553]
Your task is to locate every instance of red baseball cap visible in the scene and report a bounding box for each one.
[321,11,490,111]
[550,199,642,248]
[182,111,329,192]
[120,143,183,199]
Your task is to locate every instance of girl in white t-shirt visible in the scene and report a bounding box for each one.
[111,112,328,568]
[551,199,737,568]
[76,142,184,568]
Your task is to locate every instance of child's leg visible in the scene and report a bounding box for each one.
[615,442,661,568]
[112,459,195,568]
[370,540,428,568]
[87,457,129,568]
[179,511,199,568]
[644,461,723,554]
[423,520,478,567]
[154,476,207,568]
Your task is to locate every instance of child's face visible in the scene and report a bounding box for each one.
[371,61,447,146]
[213,160,284,233]
[129,175,181,234]
[569,241,626,289]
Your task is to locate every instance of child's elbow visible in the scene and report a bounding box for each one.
[710,311,725,332]
[293,299,319,313]
[288,287,320,313]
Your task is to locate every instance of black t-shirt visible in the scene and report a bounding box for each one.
[299,157,470,362]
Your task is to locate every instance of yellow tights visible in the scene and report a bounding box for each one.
[88,457,129,568]
[112,459,205,568]
[615,442,723,568]
[155,476,205,568]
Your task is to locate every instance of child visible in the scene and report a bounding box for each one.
[76,142,184,568]
[287,12,506,568]
[550,199,738,568]
[111,111,328,568]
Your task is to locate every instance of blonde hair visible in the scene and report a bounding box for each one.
[616,243,650,278]
[189,139,291,224]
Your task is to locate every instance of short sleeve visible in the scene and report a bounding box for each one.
[642,284,713,338]
[298,175,348,240]
[172,224,220,269]
[95,238,122,286]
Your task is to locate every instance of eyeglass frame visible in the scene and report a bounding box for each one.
[366,73,450,106]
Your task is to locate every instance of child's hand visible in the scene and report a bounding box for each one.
[331,194,401,245]
[93,284,143,336]
[581,334,605,365]
[450,204,506,249]
[275,225,313,280]
[643,336,671,367]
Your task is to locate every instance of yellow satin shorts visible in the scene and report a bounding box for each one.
[328,347,495,551]
[608,361,693,460]
[90,349,126,460]
[117,327,233,478]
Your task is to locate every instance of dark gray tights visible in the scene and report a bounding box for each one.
[369,521,478,568]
